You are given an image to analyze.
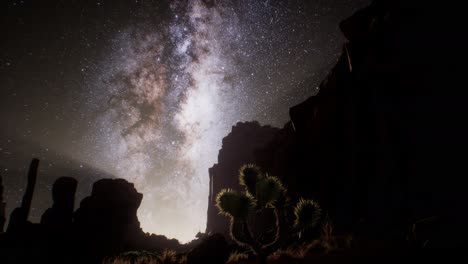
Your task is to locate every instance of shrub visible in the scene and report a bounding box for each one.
[216,164,321,264]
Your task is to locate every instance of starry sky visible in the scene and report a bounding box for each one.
[0,0,370,242]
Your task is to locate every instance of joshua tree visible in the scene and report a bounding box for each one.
[216,164,321,264]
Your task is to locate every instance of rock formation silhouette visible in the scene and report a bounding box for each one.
[39,176,78,261]
[0,159,187,264]
[0,175,5,233]
[41,177,77,229]
[73,178,145,263]
[6,159,39,236]
[207,121,279,239]
[207,0,468,248]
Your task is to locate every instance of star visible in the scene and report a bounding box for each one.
[0,0,372,243]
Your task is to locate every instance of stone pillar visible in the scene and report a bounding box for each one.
[41,177,78,228]
[7,158,39,234]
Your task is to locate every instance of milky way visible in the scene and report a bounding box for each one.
[83,0,371,242]
[84,1,244,242]
[0,0,371,243]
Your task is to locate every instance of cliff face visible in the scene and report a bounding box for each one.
[0,175,5,233]
[206,121,279,237]
[206,0,468,247]
[287,0,468,245]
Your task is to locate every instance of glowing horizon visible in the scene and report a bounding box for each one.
[84,0,243,243]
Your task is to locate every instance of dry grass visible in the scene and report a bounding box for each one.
[103,249,185,264]
[301,221,353,255]
[103,251,158,264]
[268,247,303,264]
[103,221,358,264]
[227,251,250,264]
[158,250,180,264]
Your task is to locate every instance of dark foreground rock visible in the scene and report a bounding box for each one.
[186,233,229,264]
[72,178,146,263]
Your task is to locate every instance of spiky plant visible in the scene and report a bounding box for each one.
[216,189,255,220]
[216,164,322,264]
[239,164,263,196]
[216,189,258,250]
[255,176,285,208]
[294,198,322,231]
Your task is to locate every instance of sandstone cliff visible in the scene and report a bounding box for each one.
[206,0,468,248]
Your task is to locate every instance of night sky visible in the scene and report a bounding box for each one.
[0,0,370,242]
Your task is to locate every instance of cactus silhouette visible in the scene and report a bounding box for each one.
[216,164,321,264]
